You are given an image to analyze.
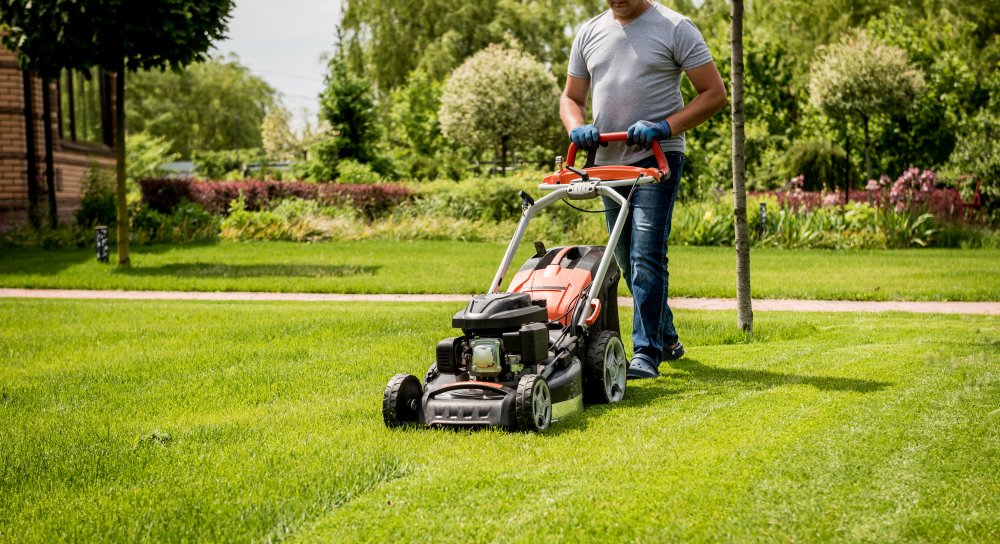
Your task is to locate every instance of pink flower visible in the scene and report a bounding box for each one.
[822,193,840,207]
[895,201,906,212]
[866,179,879,191]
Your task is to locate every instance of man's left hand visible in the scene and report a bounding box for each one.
[626,120,672,150]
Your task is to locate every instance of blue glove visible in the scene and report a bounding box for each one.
[626,120,672,150]
[569,124,607,151]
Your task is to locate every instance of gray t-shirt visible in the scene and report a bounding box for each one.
[568,3,714,165]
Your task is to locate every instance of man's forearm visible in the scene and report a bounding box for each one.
[664,86,727,136]
[560,95,588,134]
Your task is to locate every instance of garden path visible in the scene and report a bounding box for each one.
[1,288,998,314]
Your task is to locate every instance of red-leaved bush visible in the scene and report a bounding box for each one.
[751,169,967,221]
[138,179,412,219]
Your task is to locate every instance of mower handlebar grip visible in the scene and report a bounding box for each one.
[566,131,668,171]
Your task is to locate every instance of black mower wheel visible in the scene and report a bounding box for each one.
[515,375,551,433]
[584,330,627,404]
[382,374,423,428]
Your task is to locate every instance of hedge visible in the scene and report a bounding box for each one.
[138,179,412,219]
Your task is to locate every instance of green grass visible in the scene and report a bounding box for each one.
[2,241,999,301]
[2,299,998,542]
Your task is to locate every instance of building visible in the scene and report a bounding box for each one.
[1,39,118,226]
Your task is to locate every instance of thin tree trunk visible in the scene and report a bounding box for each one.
[42,77,58,226]
[863,115,872,183]
[115,62,130,266]
[22,70,40,228]
[731,0,753,334]
[843,128,849,213]
[500,139,507,177]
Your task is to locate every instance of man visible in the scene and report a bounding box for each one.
[560,0,727,379]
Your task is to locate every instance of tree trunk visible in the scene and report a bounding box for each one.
[843,128,850,213]
[500,139,508,177]
[731,0,753,334]
[115,61,130,266]
[22,70,40,228]
[863,115,872,183]
[41,77,58,226]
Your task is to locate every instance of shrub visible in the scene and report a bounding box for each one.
[192,149,269,180]
[782,141,846,191]
[321,184,413,220]
[337,159,382,185]
[137,177,195,214]
[131,200,219,245]
[219,193,322,241]
[75,161,117,226]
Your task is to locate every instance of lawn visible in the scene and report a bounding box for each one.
[2,241,999,301]
[2,299,998,541]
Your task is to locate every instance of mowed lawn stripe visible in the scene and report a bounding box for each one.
[1,241,998,301]
[1,300,997,542]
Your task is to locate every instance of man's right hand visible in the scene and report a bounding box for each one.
[569,124,608,151]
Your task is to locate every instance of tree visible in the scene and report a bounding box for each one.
[438,42,558,176]
[730,0,753,334]
[262,105,329,162]
[1,0,234,266]
[340,0,607,93]
[316,53,381,173]
[127,55,276,159]
[808,30,925,182]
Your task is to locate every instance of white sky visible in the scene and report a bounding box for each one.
[216,0,345,123]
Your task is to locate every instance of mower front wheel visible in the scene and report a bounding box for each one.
[383,374,423,427]
[515,375,551,433]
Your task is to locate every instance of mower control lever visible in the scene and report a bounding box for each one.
[565,166,589,182]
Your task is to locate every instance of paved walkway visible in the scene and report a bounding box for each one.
[1,288,998,314]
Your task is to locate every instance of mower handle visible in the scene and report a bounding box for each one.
[566,131,668,171]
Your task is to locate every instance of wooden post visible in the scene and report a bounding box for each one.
[22,70,40,228]
[42,77,58,226]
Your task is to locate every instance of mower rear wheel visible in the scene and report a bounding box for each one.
[383,374,423,427]
[584,330,627,404]
[515,375,551,432]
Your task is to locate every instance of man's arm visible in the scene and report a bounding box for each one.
[665,61,727,135]
[560,75,590,133]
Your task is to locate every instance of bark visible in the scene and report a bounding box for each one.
[500,138,508,177]
[115,62,130,266]
[731,0,753,334]
[42,78,58,226]
[863,115,872,183]
[843,129,850,213]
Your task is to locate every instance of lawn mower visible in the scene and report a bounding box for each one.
[382,132,669,432]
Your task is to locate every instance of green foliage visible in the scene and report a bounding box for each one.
[337,159,382,185]
[127,55,277,159]
[75,161,117,227]
[0,0,234,77]
[781,141,847,191]
[219,193,321,241]
[316,53,382,175]
[130,200,219,245]
[339,0,608,92]
[192,149,268,180]
[126,132,179,183]
[809,30,926,125]
[261,105,329,162]
[438,42,559,163]
[948,110,1000,223]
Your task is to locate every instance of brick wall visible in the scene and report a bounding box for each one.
[0,37,118,226]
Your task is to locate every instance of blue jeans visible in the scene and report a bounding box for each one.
[601,152,684,363]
